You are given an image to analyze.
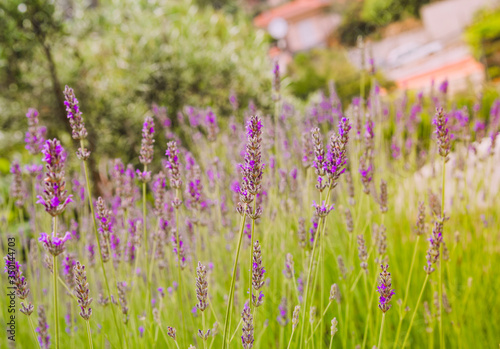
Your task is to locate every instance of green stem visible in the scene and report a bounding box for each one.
[28,315,42,349]
[378,313,386,349]
[361,270,379,349]
[53,253,59,349]
[306,301,332,343]
[174,188,186,346]
[222,212,247,348]
[299,187,332,348]
[439,157,446,349]
[402,274,429,348]
[287,328,296,349]
[143,166,151,316]
[80,139,122,347]
[202,311,207,349]
[86,320,94,349]
[394,235,421,349]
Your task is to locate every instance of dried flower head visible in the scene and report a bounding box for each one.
[330,284,341,303]
[331,318,338,337]
[344,208,353,233]
[292,305,300,330]
[74,262,93,320]
[196,262,208,311]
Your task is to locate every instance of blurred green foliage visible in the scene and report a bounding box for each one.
[286,48,394,103]
[465,8,500,80]
[337,0,430,46]
[0,0,272,168]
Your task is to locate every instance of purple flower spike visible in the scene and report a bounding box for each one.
[63,86,87,140]
[139,116,155,165]
[37,139,73,216]
[433,108,451,161]
[25,108,47,155]
[377,264,395,313]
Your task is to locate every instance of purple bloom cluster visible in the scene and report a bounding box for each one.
[37,139,73,216]
[433,108,452,161]
[10,160,25,208]
[237,116,264,216]
[25,108,47,155]
[139,116,155,165]
[39,232,72,256]
[377,264,395,313]
[424,221,444,274]
[205,108,219,142]
[63,86,87,140]
[325,117,351,188]
[165,141,183,190]
[4,257,30,299]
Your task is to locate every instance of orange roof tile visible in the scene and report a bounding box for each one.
[254,0,331,28]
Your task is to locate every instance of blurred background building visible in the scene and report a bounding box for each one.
[252,0,497,92]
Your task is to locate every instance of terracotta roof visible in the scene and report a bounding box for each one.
[254,0,331,28]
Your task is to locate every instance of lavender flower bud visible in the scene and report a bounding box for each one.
[433,108,451,161]
[416,201,426,236]
[139,116,155,165]
[331,318,338,337]
[379,179,388,213]
[239,116,265,200]
[277,297,288,326]
[302,132,314,168]
[283,253,294,279]
[325,117,351,188]
[117,281,129,323]
[10,160,26,208]
[63,86,87,140]
[377,264,395,313]
[96,197,112,240]
[204,108,219,142]
[36,305,50,349]
[357,234,368,272]
[167,326,177,341]
[252,240,265,291]
[292,305,300,330]
[74,262,93,320]
[4,257,30,299]
[337,256,347,279]
[344,208,353,233]
[359,154,373,195]
[37,139,73,216]
[330,284,340,303]
[241,302,254,349]
[20,302,35,316]
[25,108,47,155]
[298,218,306,248]
[196,262,208,312]
[165,141,183,189]
[424,221,444,274]
[311,127,326,179]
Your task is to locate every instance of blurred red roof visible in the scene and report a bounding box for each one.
[254,0,331,28]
